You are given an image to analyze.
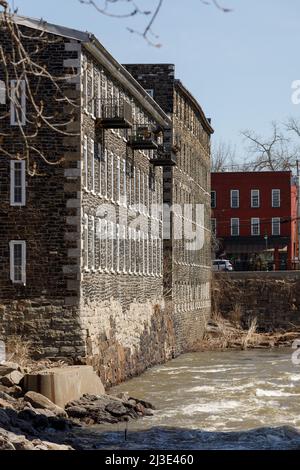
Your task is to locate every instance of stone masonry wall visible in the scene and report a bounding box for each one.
[0,26,83,356]
[124,64,213,354]
[213,272,300,330]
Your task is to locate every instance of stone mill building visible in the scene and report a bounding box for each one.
[0,16,213,386]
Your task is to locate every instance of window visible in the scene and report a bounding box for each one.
[145,89,154,98]
[128,228,132,274]
[251,189,260,208]
[272,217,281,236]
[0,80,6,104]
[123,159,127,206]
[90,216,95,270]
[90,139,95,192]
[98,219,103,271]
[137,168,141,212]
[91,66,95,117]
[231,218,240,236]
[116,224,120,273]
[211,191,216,209]
[231,190,239,209]
[83,136,88,190]
[83,63,88,111]
[211,218,217,236]
[272,189,281,208]
[83,214,89,270]
[122,226,126,273]
[10,240,26,284]
[10,160,26,206]
[96,72,101,118]
[116,157,120,204]
[10,80,26,126]
[104,220,108,272]
[251,218,260,236]
[98,143,102,197]
[110,222,114,272]
[110,152,114,202]
[104,149,108,198]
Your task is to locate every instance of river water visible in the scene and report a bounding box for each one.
[79,349,300,449]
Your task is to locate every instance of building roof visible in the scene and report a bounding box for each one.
[11,15,171,128]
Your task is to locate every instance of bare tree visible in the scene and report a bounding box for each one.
[242,122,299,171]
[80,0,233,46]
[211,140,237,172]
[0,0,80,174]
[0,0,233,173]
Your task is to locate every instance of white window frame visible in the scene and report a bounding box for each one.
[104,149,108,199]
[91,216,95,270]
[110,221,115,273]
[211,190,216,209]
[110,152,114,203]
[97,72,101,118]
[116,223,120,273]
[98,218,103,272]
[10,240,26,284]
[231,218,240,236]
[123,226,127,274]
[230,190,240,209]
[272,217,281,236]
[251,189,260,208]
[122,159,127,207]
[137,168,141,212]
[272,189,281,208]
[91,139,95,193]
[91,65,95,118]
[83,214,89,271]
[116,157,120,204]
[83,63,88,112]
[104,220,109,272]
[10,79,26,126]
[0,80,6,104]
[98,143,102,197]
[138,230,142,276]
[10,160,26,206]
[251,217,260,236]
[132,166,136,209]
[128,228,132,274]
[83,135,88,190]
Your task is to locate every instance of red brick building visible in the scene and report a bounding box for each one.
[211,171,299,271]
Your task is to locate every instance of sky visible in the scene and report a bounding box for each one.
[8,0,300,160]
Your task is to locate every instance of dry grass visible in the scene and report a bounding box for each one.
[5,335,33,366]
[241,318,258,350]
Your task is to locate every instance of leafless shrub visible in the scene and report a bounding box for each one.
[5,335,33,365]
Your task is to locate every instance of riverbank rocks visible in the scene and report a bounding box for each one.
[0,359,154,450]
[0,370,24,387]
[24,391,67,418]
[0,427,72,451]
[65,393,154,425]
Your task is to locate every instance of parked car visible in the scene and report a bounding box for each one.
[212,259,234,272]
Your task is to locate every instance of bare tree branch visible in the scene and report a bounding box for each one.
[242,122,299,171]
